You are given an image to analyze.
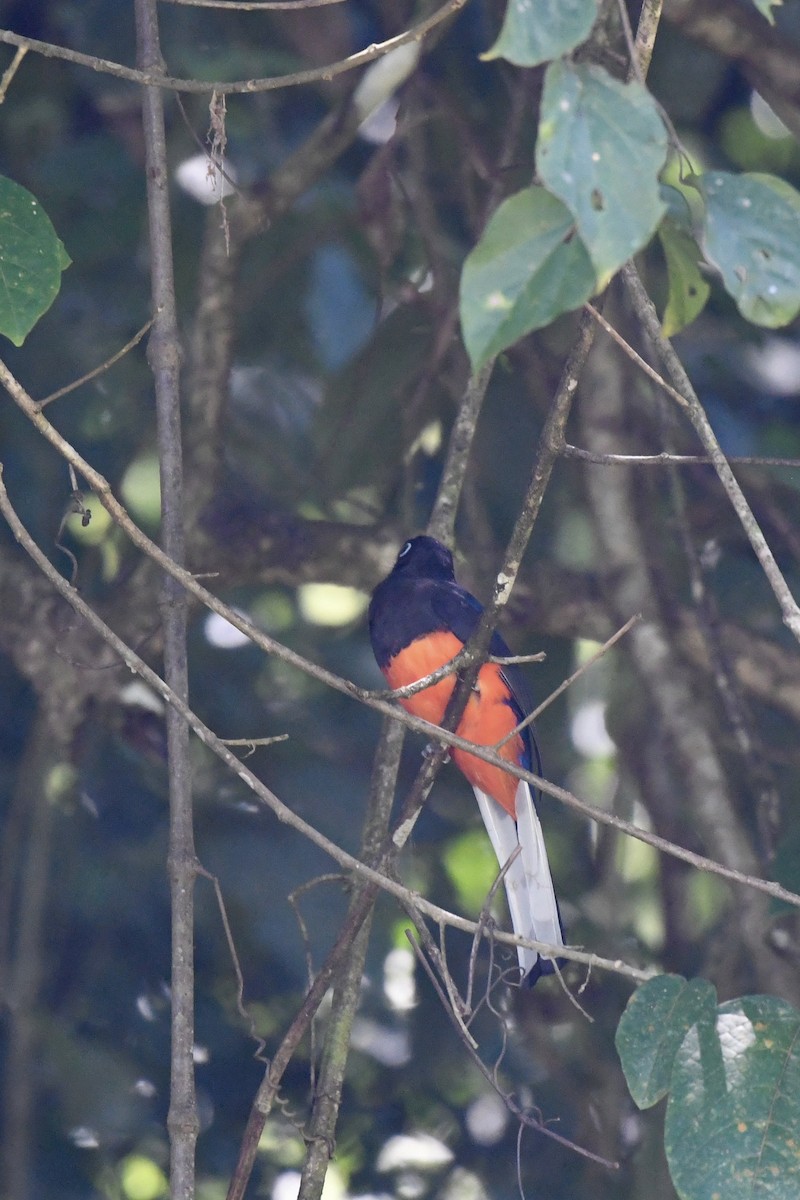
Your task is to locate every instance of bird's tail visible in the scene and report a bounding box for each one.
[473,781,564,984]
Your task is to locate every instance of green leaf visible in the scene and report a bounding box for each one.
[750,0,782,23]
[665,995,800,1200]
[698,171,800,328]
[0,175,70,346]
[459,186,596,370]
[536,61,668,285]
[482,0,598,68]
[616,975,717,1110]
[660,183,695,229]
[659,221,711,336]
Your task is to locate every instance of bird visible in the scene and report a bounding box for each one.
[368,535,564,985]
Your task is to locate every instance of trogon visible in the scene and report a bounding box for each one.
[368,535,564,985]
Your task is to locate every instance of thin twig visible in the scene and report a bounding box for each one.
[161,0,345,7]
[563,444,800,469]
[0,2,467,95]
[491,652,547,666]
[135,2,198,1195]
[0,45,26,103]
[414,922,619,1171]
[2,370,797,918]
[664,430,781,862]
[495,614,641,751]
[36,319,154,409]
[196,864,269,1063]
[428,361,494,546]
[406,930,477,1048]
[621,263,800,642]
[0,466,665,977]
[466,850,520,1011]
[585,301,689,410]
[220,734,289,755]
[294,721,403,1200]
[579,285,797,998]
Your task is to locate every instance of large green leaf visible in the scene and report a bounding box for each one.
[659,220,711,336]
[536,61,668,284]
[459,186,596,370]
[0,175,70,346]
[698,171,800,328]
[616,975,717,1110]
[665,995,800,1200]
[482,0,598,68]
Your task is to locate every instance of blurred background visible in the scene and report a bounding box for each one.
[1,1,800,1197]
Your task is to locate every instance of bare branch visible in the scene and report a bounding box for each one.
[579,306,798,999]
[0,45,26,103]
[296,721,402,1200]
[0,465,663,978]
[36,319,154,409]
[563,444,800,469]
[220,734,289,753]
[495,614,641,751]
[585,301,689,410]
[428,361,494,546]
[621,263,800,642]
[0,2,467,95]
[135,1,198,1192]
[3,465,798,952]
[3,358,798,919]
[161,0,346,7]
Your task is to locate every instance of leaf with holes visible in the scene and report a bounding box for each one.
[659,220,711,336]
[616,975,717,1110]
[482,0,598,68]
[698,171,800,328]
[0,175,70,346]
[459,185,596,370]
[666,995,800,1200]
[536,61,668,285]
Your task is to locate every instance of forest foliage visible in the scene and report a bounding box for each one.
[2,1,800,1199]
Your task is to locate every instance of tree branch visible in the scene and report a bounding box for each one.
[0,464,693,970]
[135,0,199,1192]
[0,1,467,94]
[578,304,798,1000]
[621,263,800,642]
[2,363,798,916]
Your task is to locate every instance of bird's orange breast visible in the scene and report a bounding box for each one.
[383,632,525,817]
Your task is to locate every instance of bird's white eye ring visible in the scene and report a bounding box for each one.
[398,541,412,557]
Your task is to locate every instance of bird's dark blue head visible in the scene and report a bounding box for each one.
[390,536,455,582]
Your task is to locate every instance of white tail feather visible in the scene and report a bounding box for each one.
[473,782,563,979]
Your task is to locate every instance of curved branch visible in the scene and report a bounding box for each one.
[578,315,797,999]
[162,0,346,7]
[620,264,800,643]
[1,462,798,922]
[0,1,468,94]
[0,467,653,981]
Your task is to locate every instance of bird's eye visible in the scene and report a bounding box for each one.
[398,541,412,558]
